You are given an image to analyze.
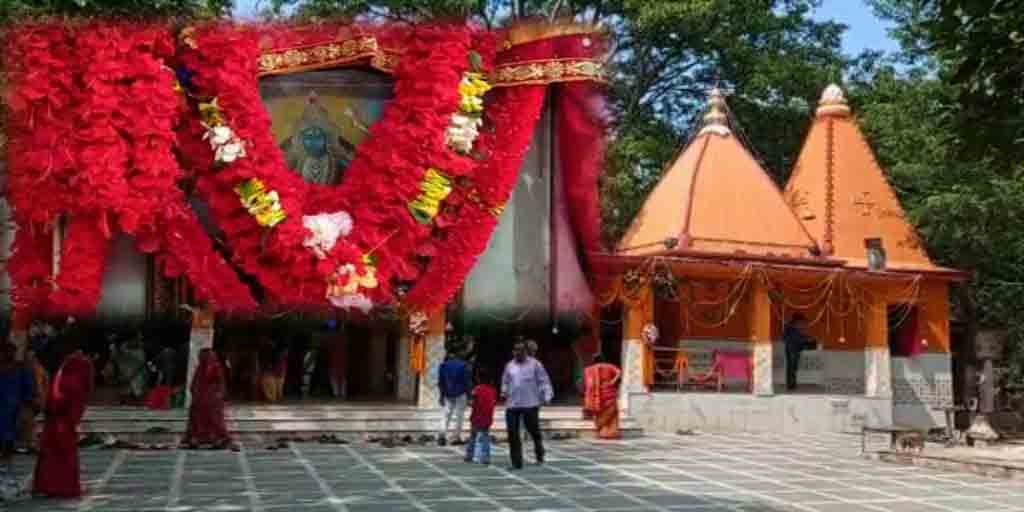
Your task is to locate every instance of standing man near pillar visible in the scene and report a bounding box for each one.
[437,351,471,446]
[501,341,553,469]
[783,314,818,391]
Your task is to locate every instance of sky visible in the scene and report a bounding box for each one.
[235,0,900,56]
[812,0,900,56]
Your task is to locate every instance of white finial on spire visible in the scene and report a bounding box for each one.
[816,83,851,117]
[700,87,732,136]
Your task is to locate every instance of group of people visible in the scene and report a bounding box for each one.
[0,324,95,501]
[0,321,234,503]
[220,324,348,404]
[0,323,628,502]
[437,339,623,469]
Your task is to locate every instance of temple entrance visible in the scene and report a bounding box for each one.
[344,324,399,401]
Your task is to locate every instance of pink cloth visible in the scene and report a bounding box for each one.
[713,350,751,382]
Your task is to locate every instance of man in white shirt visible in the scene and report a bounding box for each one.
[501,341,553,469]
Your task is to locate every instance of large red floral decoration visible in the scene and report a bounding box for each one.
[4,22,256,316]
[177,23,501,311]
[3,20,608,318]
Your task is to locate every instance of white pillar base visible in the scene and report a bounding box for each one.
[620,339,647,413]
[417,331,446,408]
[753,343,774,396]
[865,347,892,399]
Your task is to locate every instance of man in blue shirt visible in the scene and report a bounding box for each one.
[437,352,471,446]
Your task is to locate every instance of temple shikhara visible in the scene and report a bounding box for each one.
[0,19,962,437]
[593,85,964,433]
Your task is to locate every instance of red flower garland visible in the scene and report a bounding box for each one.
[403,85,547,310]
[6,22,257,315]
[4,23,73,316]
[178,24,352,309]
[4,21,607,317]
[179,23,497,310]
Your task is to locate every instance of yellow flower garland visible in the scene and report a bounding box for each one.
[457,72,491,114]
[407,168,452,224]
[235,178,287,227]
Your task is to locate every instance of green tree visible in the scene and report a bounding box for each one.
[851,64,1024,379]
[868,0,1024,160]
[0,0,233,24]
[861,0,1024,378]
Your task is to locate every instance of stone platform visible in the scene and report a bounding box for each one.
[77,404,642,444]
[874,443,1024,481]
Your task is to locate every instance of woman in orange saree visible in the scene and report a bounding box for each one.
[583,355,621,440]
[33,334,94,499]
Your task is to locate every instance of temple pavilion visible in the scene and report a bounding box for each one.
[591,85,965,433]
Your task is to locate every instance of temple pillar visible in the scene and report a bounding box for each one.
[416,310,447,408]
[864,299,892,399]
[620,287,652,413]
[396,328,416,402]
[750,277,774,396]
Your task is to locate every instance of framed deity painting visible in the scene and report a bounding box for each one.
[259,68,394,186]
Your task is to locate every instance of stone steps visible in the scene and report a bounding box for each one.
[75,405,642,444]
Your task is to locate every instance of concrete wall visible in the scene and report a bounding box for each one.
[462,101,551,327]
[629,392,893,435]
[892,354,953,429]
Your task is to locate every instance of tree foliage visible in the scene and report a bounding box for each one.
[868,0,1024,159]
[0,0,233,24]
[860,0,1024,377]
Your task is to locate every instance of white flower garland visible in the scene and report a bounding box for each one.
[445,70,490,154]
[199,99,248,164]
[302,211,353,259]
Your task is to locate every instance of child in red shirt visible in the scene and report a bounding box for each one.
[464,368,497,465]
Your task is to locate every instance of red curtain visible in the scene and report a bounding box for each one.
[557,81,607,257]
[900,306,922,357]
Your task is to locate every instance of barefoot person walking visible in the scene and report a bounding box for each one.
[182,349,231,449]
[33,330,94,499]
[501,341,553,469]
[583,354,622,439]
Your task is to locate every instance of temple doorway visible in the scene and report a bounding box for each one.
[344,324,399,401]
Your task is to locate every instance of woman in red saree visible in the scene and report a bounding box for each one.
[33,336,94,499]
[182,349,230,449]
[583,355,621,440]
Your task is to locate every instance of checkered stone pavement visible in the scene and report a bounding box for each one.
[6,432,1023,512]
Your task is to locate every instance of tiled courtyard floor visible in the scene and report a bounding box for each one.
[6,432,1022,512]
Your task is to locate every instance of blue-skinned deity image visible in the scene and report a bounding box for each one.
[281,92,358,185]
